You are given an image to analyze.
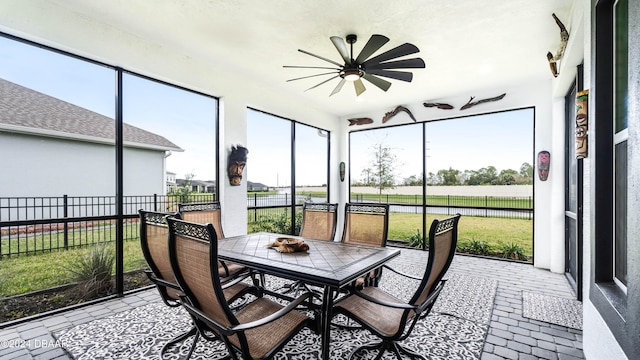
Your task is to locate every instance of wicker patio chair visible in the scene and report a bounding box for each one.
[299,202,338,241]
[332,214,461,360]
[167,217,315,360]
[342,202,390,288]
[178,201,247,279]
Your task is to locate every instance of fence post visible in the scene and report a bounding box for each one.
[63,195,69,250]
[153,193,158,211]
[486,195,488,217]
[254,193,258,222]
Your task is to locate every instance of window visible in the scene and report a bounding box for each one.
[591,0,639,357]
[349,108,534,248]
[0,33,221,319]
[247,109,330,234]
[613,0,628,288]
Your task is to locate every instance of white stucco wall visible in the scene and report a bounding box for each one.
[0,132,166,219]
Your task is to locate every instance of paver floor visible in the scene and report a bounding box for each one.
[0,249,583,359]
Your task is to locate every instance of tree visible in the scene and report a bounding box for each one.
[465,166,498,185]
[402,174,423,186]
[519,162,533,178]
[497,169,519,185]
[367,141,397,198]
[360,168,374,186]
[170,172,195,203]
[437,167,461,185]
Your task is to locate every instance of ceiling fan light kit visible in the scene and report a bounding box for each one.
[284,34,425,97]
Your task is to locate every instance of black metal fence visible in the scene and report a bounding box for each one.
[0,194,215,257]
[1,192,533,257]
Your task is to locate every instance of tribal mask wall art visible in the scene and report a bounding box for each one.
[575,90,589,159]
[537,150,550,181]
[228,145,248,186]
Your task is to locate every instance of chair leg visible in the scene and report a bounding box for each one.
[349,340,425,360]
[160,325,197,359]
[183,330,200,360]
[348,341,385,360]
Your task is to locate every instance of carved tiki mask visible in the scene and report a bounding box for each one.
[537,151,550,181]
[575,90,589,159]
[228,145,248,186]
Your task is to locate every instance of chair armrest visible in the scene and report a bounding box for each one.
[231,292,313,332]
[220,271,252,289]
[382,265,422,281]
[144,270,181,290]
[179,300,232,336]
[348,287,418,310]
[415,280,446,314]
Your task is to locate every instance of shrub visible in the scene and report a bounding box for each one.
[501,242,528,261]
[252,211,302,235]
[65,245,115,299]
[407,229,424,248]
[463,238,493,256]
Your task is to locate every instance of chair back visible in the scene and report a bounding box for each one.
[341,203,389,246]
[411,214,461,306]
[299,202,338,241]
[138,210,181,303]
[178,202,225,239]
[167,217,237,329]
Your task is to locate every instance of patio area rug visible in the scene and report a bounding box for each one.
[522,291,582,330]
[55,272,497,359]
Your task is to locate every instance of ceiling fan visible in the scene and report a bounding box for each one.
[284,34,426,96]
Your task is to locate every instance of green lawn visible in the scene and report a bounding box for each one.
[1,211,532,298]
[0,240,146,297]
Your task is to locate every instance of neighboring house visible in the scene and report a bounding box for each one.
[166,171,177,192]
[247,181,269,192]
[0,78,183,198]
[176,179,216,193]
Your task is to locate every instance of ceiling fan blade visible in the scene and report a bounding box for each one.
[362,43,420,66]
[365,58,425,70]
[366,69,414,82]
[283,65,342,70]
[355,34,390,63]
[305,75,340,91]
[287,71,340,82]
[353,79,366,96]
[298,49,343,67]
[330,78,346,96]
[362,73,392,91]
[330,36,351,63]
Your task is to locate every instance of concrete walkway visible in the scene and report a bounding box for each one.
[0,250,583,359]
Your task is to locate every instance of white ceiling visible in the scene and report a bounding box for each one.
[48,0,574,118]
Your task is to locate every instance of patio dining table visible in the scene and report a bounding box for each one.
[217,232,401,360]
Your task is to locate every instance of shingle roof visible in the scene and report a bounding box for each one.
[0,78,182,151]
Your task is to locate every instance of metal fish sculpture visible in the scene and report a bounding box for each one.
[382,105,416,123]
[348,117,373,126]
[423,102,454,110]
[460,93,506,110]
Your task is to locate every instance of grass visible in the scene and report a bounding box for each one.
[0,240,147,297]
[387,213,532,255]
[1,221,139,256]
[353,193,532,208]
[1,210,532,298]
